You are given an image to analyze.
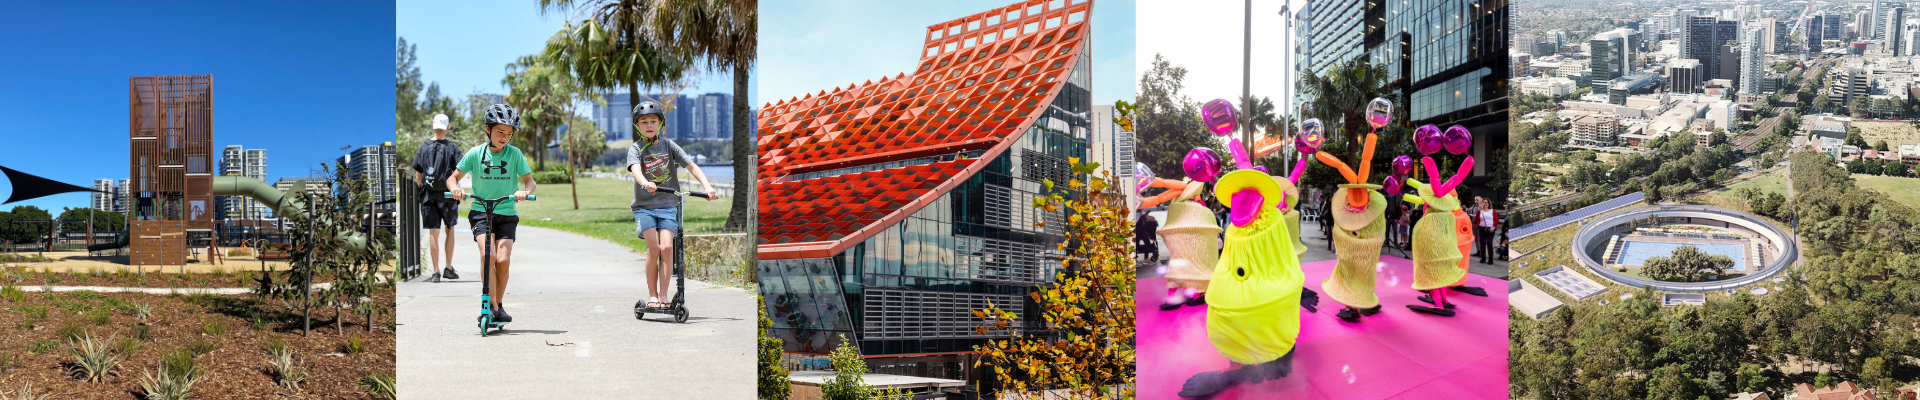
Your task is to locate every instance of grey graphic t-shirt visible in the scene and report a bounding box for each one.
[627,137,695,210]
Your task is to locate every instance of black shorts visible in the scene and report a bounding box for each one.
[469,212,519,241]
[421,200,460,229]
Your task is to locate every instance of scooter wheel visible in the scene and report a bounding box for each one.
[673,306,689,323]
[478,315,492,336]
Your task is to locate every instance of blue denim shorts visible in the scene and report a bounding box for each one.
[633,206,680,235]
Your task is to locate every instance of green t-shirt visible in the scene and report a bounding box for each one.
[456,144,533,216]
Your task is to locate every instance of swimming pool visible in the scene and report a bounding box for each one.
[1616,241,1747,271]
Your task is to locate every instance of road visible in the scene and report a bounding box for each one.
[397,225,754,399]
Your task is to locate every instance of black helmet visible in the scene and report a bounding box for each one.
[632,101,665,122]
[484,104,520,130]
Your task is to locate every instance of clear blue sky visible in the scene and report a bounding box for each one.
[396,0,755,110]
[760,0,1135,107]
[0,1,394,213]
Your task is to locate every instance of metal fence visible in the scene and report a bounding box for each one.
[398,169,423,280]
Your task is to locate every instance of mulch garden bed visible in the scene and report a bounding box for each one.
[0,288,395,399]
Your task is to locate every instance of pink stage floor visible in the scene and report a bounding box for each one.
[1137,256,1508,399]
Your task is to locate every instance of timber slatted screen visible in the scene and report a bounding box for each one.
[129,75,213,266]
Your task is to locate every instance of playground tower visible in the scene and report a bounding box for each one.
[128,75,214,266]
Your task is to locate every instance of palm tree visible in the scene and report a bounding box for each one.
[537,1,688,112]
[1238,95,1277,138]
[638,0,758,235]
[1300,59,1397,170]
[508,48,598,209]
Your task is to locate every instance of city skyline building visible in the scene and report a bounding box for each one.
[216,145,269,221]
[1741,27,1765,95]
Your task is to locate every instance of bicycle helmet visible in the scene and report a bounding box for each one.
[484,104,521,130]
[632,100,665,122]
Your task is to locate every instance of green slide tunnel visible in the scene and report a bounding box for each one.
[86,176,367,252]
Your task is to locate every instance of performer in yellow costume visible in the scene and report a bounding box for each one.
[1141,178,1221,310]
[1402,124,1478,316]
[1178,168,1305,397]
[1314,133,1388,322]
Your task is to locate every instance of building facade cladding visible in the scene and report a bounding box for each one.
[755,0,1094,373]
[1307,0,1364,77]
[1365,0,1508,130]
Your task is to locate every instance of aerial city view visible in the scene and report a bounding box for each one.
[1509,0,1920,399]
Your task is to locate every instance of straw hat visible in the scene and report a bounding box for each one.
[1331,183,1386,232]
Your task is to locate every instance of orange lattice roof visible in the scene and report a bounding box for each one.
[758,0,1094,259]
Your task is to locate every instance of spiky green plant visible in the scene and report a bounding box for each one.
[68,334,121,382]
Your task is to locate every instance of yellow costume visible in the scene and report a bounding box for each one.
[1160,181,1223,291]
[1313,133,1386,309]
[1205,169,1303,365]
[1405,180,1466,291]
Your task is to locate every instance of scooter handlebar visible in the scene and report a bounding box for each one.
[444,192,536,202]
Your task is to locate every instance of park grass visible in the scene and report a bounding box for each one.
[1851,121,1920,148]
[1727,168,1789,197]
[493,177,740,256]
[1853,174,1920,208]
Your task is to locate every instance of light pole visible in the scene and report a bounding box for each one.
[1242,0,1254,154]
[1279,2,1294,171]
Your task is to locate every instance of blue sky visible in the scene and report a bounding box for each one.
[396,0,754,111]
[0,1,394,213]
[760,0,1135,107]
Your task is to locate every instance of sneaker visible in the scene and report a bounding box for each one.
[428,272,442,282]
[492,304,512,323]
[443,267,460,280]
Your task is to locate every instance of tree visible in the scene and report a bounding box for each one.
[1736,363,1768,394]
[758,297,791,400]
[1813,94,1832,112]
[1846,127,1867,148]
[1238,94,1278,138]
[974,162,1135,398]
[1642,246,1735,282]
[0,205,52,245]
[635,0,758,233]
[1301,58,1398,172]
[1135,55,1215,181]
[818,333,906,400]
[54,208,125,240]
[503,55,573,172]
[1873,139,1889,152]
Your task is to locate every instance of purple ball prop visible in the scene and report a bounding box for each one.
[1184,148,1223,182]
[1297,118,1326,154]
[1252,166,1269,174]
[1201,99,1239,136]
[1444,125,1472,155]
[1133,162,1156,194]
[1414,124,1444,155]
[1391,155,1415,176]
[1383,175,1403,195]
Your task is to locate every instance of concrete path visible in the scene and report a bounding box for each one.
[397,225,754,399]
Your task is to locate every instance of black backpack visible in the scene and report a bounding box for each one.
[417,141,459,197]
